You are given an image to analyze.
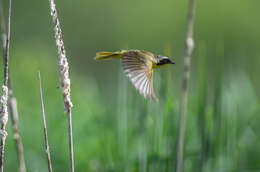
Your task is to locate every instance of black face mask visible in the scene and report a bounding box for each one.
[157,58,175,65]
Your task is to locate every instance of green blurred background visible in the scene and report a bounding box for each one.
[1,0,260,171]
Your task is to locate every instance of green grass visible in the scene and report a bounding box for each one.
[2,43,260,172]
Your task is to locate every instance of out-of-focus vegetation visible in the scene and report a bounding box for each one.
[1,0,260,171]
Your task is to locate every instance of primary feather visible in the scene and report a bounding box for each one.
[122,51,156,100]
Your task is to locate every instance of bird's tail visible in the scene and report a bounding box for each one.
[94,51,124,60]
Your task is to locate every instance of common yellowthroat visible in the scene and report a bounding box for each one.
[94,50,174,100]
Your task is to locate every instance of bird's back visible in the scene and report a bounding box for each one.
[122,50,157,65]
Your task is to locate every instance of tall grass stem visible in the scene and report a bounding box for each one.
[0,0,11,171]
[9,94,26,172]
[47,0,74,171]
[38,71,53,172]
[0,1,26,171]
[175,0,195,171]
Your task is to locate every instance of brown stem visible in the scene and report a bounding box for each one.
[47,0,74,171]
[38,71,53,172]
[9,94,26,172]
[0,0,11,171]
[175,0,195,172]
[0,0,26,171]
[67,109,74,172]
[0,0,6,51]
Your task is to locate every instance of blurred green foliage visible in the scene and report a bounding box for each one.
[0,0,260,171]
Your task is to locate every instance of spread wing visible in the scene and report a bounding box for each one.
[122,53,156,100]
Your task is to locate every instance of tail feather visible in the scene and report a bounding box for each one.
[96,52,114,56]
[94,51,123,60]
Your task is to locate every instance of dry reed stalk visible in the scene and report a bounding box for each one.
[0,0,6,50]
[38,71,53,172]
[47,0,74,171]
[0,0,11,171]
[9,93,26,172]
[0,1,26,171]
[175,0,195,172]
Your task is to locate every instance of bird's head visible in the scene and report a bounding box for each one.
[156,55,175,66]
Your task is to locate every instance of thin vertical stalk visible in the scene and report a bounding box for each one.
[67,109,74,172]
[175,0,195,172]
[116,44,129,170]
[0,0,26,171]
[0,0,11,171]
[3,0,10,87]
[210,40,223,166]
[9,94,26,172]
[38,71,53,172]
[197,42,207,171]
[47,0,74,171]
[0,0,6,50]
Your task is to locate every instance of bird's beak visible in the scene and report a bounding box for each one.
[168,59,175,64]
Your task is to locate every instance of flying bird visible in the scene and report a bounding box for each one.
[94,50,175,100]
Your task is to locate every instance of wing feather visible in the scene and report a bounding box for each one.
[122,54,156,100]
